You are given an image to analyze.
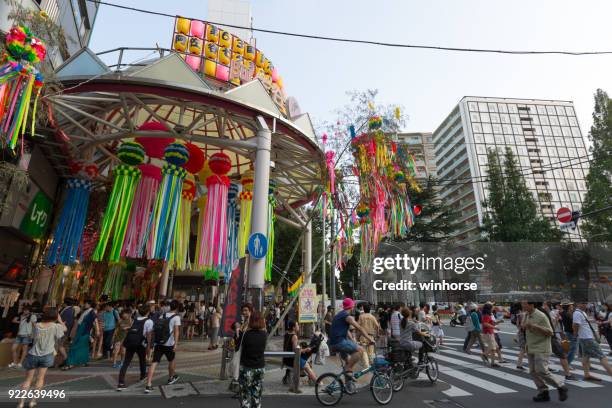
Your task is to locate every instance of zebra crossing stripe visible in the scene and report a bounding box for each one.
[434,353,539,389]
[439,347,603,389]
[441,382,473,397]
[436,365,516,393]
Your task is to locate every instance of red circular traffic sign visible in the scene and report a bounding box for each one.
[557,207,572,223]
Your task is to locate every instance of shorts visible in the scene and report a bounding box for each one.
[330,339,359,358]
[300,357,308,369]
[152,345,176,363]
[578,338,604,359]
[23,353,54,370]
[432,326,444,338]
[15,335,32,345]
[551,337,567,359]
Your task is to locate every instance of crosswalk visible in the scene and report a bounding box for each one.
[417,336,612,398]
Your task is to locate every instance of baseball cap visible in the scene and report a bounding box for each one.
[342,298,355,310]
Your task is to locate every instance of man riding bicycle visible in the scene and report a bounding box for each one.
[328,298,375,379]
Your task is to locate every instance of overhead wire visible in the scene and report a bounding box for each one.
[88,0,612,56]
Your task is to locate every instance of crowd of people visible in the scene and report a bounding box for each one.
[3,295,611,407]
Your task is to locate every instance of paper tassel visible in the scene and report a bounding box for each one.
[46,179,92,265]
[122,164,162,258]
[237,171,254,257]
[224,183,240,280]
[169,175,195,269]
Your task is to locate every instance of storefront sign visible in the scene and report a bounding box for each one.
[19,190,52,239]
[298,283,317,323]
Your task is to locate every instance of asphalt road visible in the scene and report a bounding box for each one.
[4,323,611,408]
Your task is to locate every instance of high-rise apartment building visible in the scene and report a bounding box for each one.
[433,97,589,243]
[207,0,251,42]
[393,132,437,181]
[0,0,99,67]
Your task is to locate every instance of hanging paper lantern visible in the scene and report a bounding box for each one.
[198,159,213,183]
[208,151,232,174]
[134,121,174,159]
[149,144,190,260]
[122,164,162,259]
[197,152,231,279]
[368,115,382,130]
[183,142,205,174]
[46,179,93,265]
[164,142,189,166]
[92,149,143,262]
[117,141,145,165]
[190,20,205,39]
[237,171,254,257]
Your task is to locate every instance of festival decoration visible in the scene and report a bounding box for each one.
[0,25,47,151]
[183,142,205,174]
[134,121,174,159]
[224,182,240,280]
[46,179,93,265]
[170,174,196,270]
[349,111,419,272]
[149,142,189,260]
[237,170,254,257]
[122,164,162,258]
[197,152,231,280]
[265,180,276,282]
[92,142,144,263]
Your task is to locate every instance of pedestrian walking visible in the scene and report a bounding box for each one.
[63,300,98,370]
[390,305,402,340]
[560,301,577,364]
[18,308,66,408]
[522,301,568,402]
[357,303,380,367]
[145,299,181,393]
[481,303,499,367]
[117,305,152,391]
[238,311,267,408]
[543,302,576,380]
[573,301,612,381]
[112,309,132,368]
[208,305,221,350]
[323,306,333,337]
[10,305,37,369]
[431,305,444,346]
[57,298,78,368]
[596,300,612,355]
[464,303,487,362]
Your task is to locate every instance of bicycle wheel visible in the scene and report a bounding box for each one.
[390,366,404,392]
[426,357,439,383]
[370,373,394,405]
[315,373,344,406]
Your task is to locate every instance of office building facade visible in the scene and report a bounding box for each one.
[433,97,589,243]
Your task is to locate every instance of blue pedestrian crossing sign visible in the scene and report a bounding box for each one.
[248,232,268,259]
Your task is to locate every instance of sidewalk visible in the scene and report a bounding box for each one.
[0,337,353,399]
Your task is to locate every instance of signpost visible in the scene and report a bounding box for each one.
[556,207,573,224]
[247,232,268,260]
[298,283,317,323]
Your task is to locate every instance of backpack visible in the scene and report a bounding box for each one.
[153,313,175,345]
[123,318,147,348]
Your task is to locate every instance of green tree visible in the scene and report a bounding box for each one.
[394,176,458,242]
[581,89,612,242]
[340,244,360,299]
[481,147,563,242]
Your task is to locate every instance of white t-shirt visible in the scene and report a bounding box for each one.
[390,311,401,336]
[18,314,37,337]
[140,317,154,347]
[161,313,181,347]
[572,310,593,339]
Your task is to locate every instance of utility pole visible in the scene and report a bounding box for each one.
[321,211,326,326]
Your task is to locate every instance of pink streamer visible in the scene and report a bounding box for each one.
[122,173,161,258]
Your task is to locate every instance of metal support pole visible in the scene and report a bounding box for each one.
[219,339,229,380]
[248,116,272,312]
[304,220,312,283]
[330,208,336,314]
[291,346,301,393]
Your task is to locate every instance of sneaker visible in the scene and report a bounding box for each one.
[8,363,16,368]
[557,386,568,401]
[16,363,22,369]
[565,374,578,381]
[533,391,550,402]
[167,375,179,385]
[112,362,121,369]
[144,385,153,394]
[516,365,526,370]
[549,367,559,373]
[117,384,126,392]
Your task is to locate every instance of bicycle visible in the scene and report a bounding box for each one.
[315,347,393,406]
[387,335,439,392]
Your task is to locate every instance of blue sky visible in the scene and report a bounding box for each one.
[89,0,612,136]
